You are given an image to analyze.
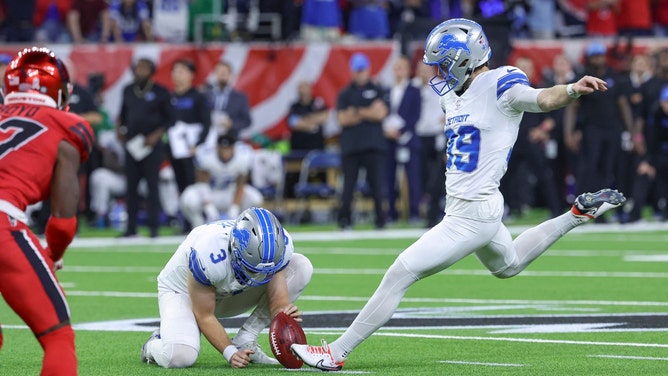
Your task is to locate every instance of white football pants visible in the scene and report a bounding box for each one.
[329,197,586,361]
[147,253,313,368]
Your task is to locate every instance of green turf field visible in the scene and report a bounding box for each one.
[1,224,667,375]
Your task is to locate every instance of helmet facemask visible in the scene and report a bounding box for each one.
[427,55,466,96]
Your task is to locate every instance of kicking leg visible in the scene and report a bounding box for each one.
[293,216,499,370]
[477,189,626,278]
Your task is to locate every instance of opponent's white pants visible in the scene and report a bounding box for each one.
[147,253,313,368]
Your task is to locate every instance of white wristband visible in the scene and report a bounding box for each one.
[223,345,238,363]
[566,83,581,99]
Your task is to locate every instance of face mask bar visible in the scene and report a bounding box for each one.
[230,246,283,287]
[426,58,459,96]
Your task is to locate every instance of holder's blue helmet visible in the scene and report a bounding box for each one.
[423,18,492,96]
[230,207,287,287]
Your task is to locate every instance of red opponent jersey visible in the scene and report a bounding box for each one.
[0,103,93,211]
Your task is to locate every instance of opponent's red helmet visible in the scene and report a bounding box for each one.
[3,47,72,110]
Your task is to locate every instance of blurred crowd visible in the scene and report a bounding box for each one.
[502,42,668,225]
[1,0,667,44]
[9,39,665,237]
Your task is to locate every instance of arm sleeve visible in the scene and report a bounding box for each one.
[119,90,128,126]
[336,90,349,111]
[646,108,660,164]
[188,248,213,286]
[287,103,300,128]
[500,84,544,114]
[402,86,421,133]
[45,216,78,261]
[160,88,175,129]
[66,118,94,162]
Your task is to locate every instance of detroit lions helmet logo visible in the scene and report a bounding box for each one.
[437,33,471,57]
[233,227,251,251]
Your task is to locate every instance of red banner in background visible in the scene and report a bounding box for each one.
[1,39,665,141]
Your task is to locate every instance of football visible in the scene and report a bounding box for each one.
[268,312,307,369]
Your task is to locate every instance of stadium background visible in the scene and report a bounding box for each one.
[1,38,664,144]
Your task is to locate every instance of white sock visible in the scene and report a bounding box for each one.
[497,211,585,278]
[232,326,258,345]
[233,293,272,345]
[330,259,418,362]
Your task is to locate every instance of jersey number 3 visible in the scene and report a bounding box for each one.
[0,119,47,159]
[445,125,480,172]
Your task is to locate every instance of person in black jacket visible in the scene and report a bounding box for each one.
[564,42,634,213]
[167,59,211,194]
[285,80,329,198]
[117,57,172,238]
[336,52,388,230]
[627,86,668,222]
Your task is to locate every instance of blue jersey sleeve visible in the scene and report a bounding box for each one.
[188,248,213,286]
[496,67,530,100]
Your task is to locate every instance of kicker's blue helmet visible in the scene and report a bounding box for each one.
[230,207,287,287]
[423,18,492,95]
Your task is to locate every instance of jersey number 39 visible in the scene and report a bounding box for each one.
[445,125,480,172]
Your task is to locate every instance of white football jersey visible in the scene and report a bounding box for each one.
[157,220,294,297]
[440,66,530,200]
[195,143,253,190]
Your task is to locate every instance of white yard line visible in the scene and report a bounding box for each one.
[315,268,668,278]
[624,255,668,262]
[446,270,668,278]
[588,355,668,361]
[300,295,668,307]
[278,370,371,374]
[439,360,525,367]
[67,247,668,257]
[547,250,668,257]
[306,331,668,349]
[59,265,668,279]
[66,222,668,249]
[566,234,668,243]
[66,291,157,298]
[60,291,668,308]
[63,266,161,273]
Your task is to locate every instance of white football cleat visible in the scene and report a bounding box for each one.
[140,329,160,364]
[232,339,280,365]
[291,339,345,371]
[572,189,626,219]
